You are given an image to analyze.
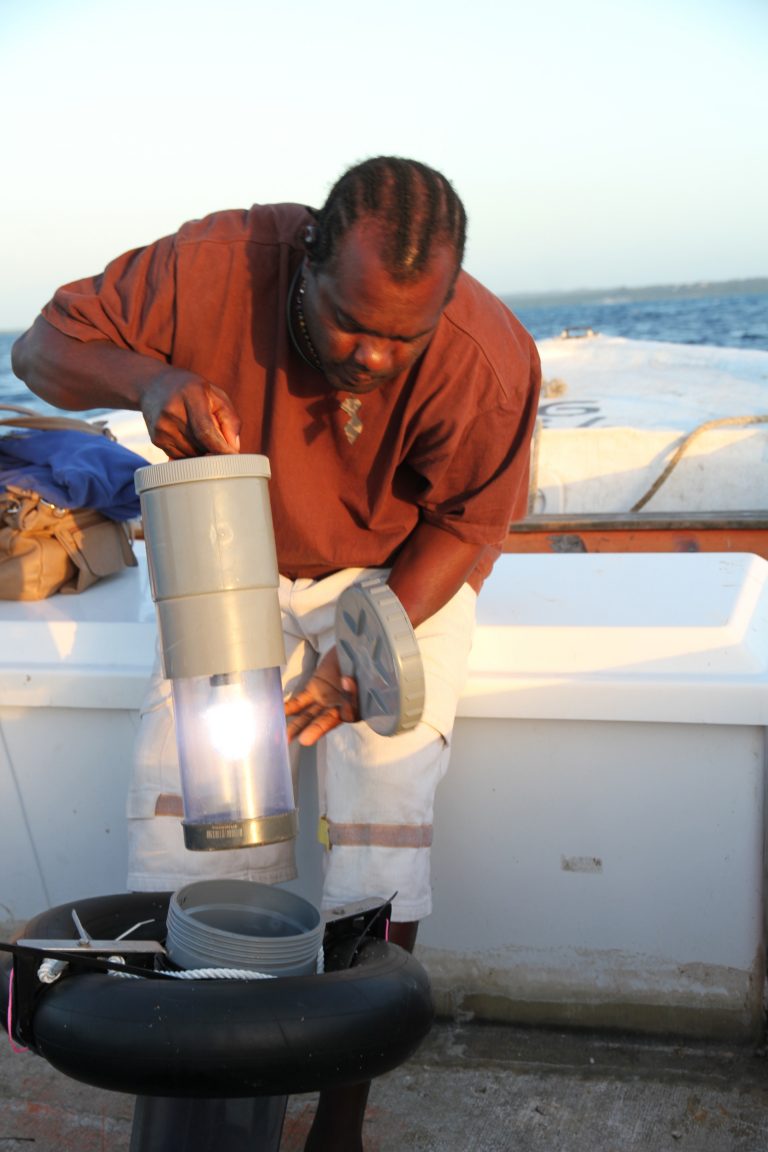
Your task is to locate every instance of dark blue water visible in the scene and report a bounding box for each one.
[2,289,767,413]
[509,291,768,352]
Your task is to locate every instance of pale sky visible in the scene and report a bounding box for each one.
[1,0,766,330]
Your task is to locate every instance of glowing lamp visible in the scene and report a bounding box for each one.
[134,455,296,852]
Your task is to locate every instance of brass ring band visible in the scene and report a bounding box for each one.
[182,810,298,852]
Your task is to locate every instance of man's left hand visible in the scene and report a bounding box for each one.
[284,648,359,746]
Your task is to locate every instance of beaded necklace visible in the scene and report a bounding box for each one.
[291,267,323,372]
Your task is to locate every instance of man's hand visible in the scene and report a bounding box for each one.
[284,648,359,746]
[12,320,242,460]
[140,373,242,458]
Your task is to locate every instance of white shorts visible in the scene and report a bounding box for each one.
[127,569,476,921]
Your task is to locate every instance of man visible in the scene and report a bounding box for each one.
[12,156,540,1149]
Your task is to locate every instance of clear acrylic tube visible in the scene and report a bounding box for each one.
[172,666,293,826]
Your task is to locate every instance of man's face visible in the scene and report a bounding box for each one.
[303,220,457,394]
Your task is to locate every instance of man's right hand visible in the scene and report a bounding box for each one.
[140,373,242,458]
[284,647,359,747]
[12,318,242,460]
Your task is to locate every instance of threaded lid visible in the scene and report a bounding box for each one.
[335,577,425,736]
[135,454,271,494]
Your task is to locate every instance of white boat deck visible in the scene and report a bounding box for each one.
[533,334,768,514]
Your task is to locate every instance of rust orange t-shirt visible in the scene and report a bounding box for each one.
[42,204,541,591]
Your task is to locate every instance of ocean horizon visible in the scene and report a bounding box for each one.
[507,280,768,352]
[502,275,768,308]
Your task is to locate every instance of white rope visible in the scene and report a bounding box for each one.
[109,962,276,981]
[38,959,69,984]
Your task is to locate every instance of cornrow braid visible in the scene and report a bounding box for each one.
[309,156,467,281]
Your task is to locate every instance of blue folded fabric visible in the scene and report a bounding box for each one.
[0,429,150,521]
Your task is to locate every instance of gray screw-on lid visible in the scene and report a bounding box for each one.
[335,578,425,736]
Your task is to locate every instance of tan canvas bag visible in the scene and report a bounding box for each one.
[0,404,137,600]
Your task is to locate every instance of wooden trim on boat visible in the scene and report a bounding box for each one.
[503,511,768,560]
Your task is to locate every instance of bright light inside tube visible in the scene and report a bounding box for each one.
[203,678,258,761]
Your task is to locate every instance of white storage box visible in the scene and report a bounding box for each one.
[0,545,156,920]
[421,551,768,1040]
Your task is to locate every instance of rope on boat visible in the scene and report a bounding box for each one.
[631,414,768,512]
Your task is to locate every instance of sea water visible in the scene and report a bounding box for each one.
[1,287,767,412]
[512,290,768,352]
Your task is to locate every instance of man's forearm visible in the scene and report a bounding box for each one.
[12,316,178,411]
[386,522,485,629]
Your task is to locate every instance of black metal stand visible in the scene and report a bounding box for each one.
[129,1095,288,1152]
[1,894,432,1152]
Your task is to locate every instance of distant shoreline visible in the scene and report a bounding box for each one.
[501,277,768,309]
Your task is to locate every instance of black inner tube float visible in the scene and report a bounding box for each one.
[0,891,434,1098]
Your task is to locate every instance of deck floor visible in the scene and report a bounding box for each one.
[3,1019,768,1151]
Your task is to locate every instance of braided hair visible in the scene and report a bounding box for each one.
[308,156,467,282]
